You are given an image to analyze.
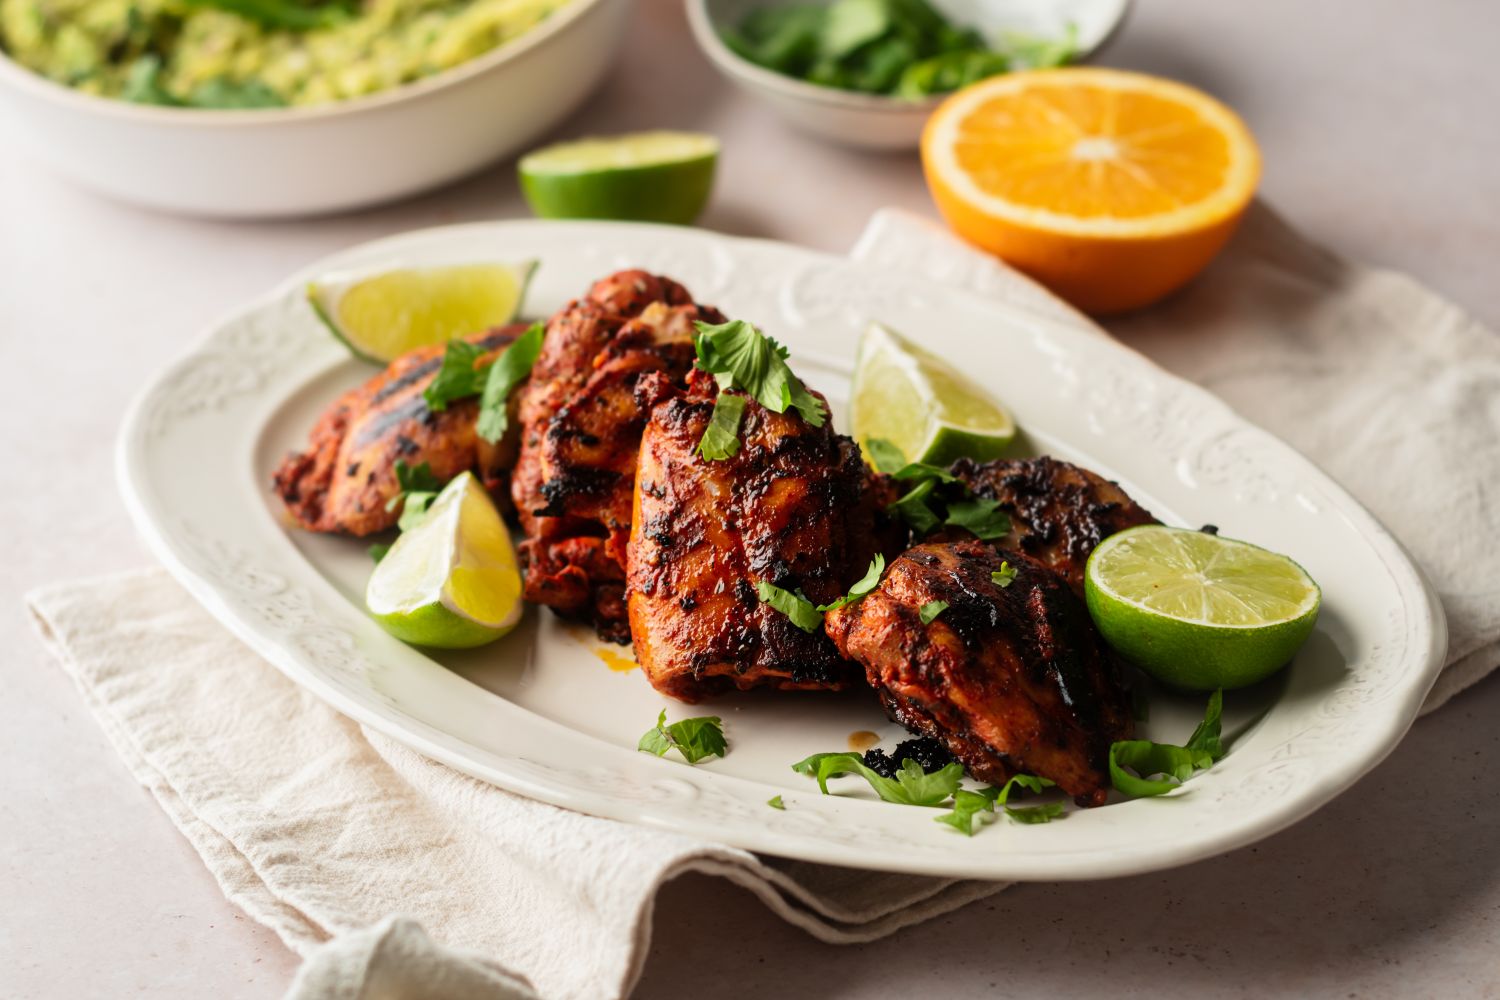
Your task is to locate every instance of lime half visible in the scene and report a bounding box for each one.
[366,472,524,648]
[850,321,1016,466]
[309,261,536,364]
[1084,525,1321,691]
[518,131,718,225]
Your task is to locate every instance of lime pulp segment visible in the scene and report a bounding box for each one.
[1088,526,1319,628]
[849,321,1015,465]
[310,261,534,363]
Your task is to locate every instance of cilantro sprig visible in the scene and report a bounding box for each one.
[691,319,827,460]
[422,322,544,443]
[918,600,948,624]
[1108,690,1225,797]
[792,752,964,806]
[638,710,728,765]
[865,438,1010,541]
[755,555,887,632]
[934,774,1058,836]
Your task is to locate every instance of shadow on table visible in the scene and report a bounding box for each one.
[634,670,1500,999]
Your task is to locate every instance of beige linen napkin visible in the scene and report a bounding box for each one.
[26,570,1003,1000]
[26,203,1498,1000]
[851,203,1499,712]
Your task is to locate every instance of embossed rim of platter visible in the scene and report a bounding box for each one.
[116,219,1447,881]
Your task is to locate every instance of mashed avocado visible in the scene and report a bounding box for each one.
[0,0,571,108]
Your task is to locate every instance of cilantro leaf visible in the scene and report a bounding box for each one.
[1005,803,1065,824]
[1184,689,1225,762]
[864,437,908,474]
[767,795,785,810]
[476,322,544,444]
[637,711,674,757]
[934,788,999,835]
[887,478,941,534]
[755,580,823,632]
[385,460,443,531]
[944,496,1010,541]
[698,393,748,461]
[423,340,487,413]
[792,752,963,807]
[367,542,391,563]
[863,438,958,483]
[820,0,890,59]
[693,319,827,427]
[817,555,886,612]
[934,772,1058,835]
[919,600,948,624]
[990,561,1017,588]
[1108,690,1224,797]
[638,710,727,764]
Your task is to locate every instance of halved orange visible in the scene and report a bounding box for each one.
[921,68,1261,315]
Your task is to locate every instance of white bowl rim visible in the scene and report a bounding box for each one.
[684,0,1132,114]
[0,0,610,127]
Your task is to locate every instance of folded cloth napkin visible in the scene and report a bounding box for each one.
[852,204,1499,712]
[26,204,1498,1000]
[27,570,1004,1000]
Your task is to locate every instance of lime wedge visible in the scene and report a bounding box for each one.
[366,472,524,648]
[518,131,718,225]
[849,321,1016,466]
[309,261,535,364]
[1084,525,1321,691]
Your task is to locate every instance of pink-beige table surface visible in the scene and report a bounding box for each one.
[3,1,1498,997]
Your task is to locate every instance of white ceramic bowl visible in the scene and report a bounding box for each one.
[0,0,631,218]
[686,0,1130,150]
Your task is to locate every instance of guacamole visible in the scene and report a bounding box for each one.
[0,0,572,108]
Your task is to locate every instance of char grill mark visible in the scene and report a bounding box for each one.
[951,456,1157,595]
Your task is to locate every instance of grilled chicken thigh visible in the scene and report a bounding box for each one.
[272,324,527,536]
[951,456,1156,595]
[512,271,723,640]
[626,370,880,701]
[824,539,1134,806]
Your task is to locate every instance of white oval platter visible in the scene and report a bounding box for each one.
[116,220,1446,881]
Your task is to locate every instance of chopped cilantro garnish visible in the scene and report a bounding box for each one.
[367,542,391,564]
[423,340,487,413]
[385,460,443,531]
[943,496,1010,541]
[756,555,888,629]
[792,752,964,807]
[475,322,544,444]
[638,710,727,764]
[422,324,543,444]
[698,393,748,461]
[767,794,785,810]
[934,773,1057,835]
[863,438,957,483]
[691,319,827,459]
[755,581,823,632]
[888,479,942,534]
[1108,690,1225,797]
[990,561,1017,588]
[919,600,948,624]
[817,555,886,612]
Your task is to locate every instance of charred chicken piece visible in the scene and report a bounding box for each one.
[824,539,1134,807]
[272,324,527,537]
[625,369,881,702]
[951,456,1156,595]
[511,271,722,641]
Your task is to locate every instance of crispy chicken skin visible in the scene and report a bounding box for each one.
[951,456,1157,595]
[272,324,527,537]
[824,539,1134,806]
[512,271,724,640]
[625,370,878,702]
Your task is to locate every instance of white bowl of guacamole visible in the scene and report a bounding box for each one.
[0,0,631,215]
